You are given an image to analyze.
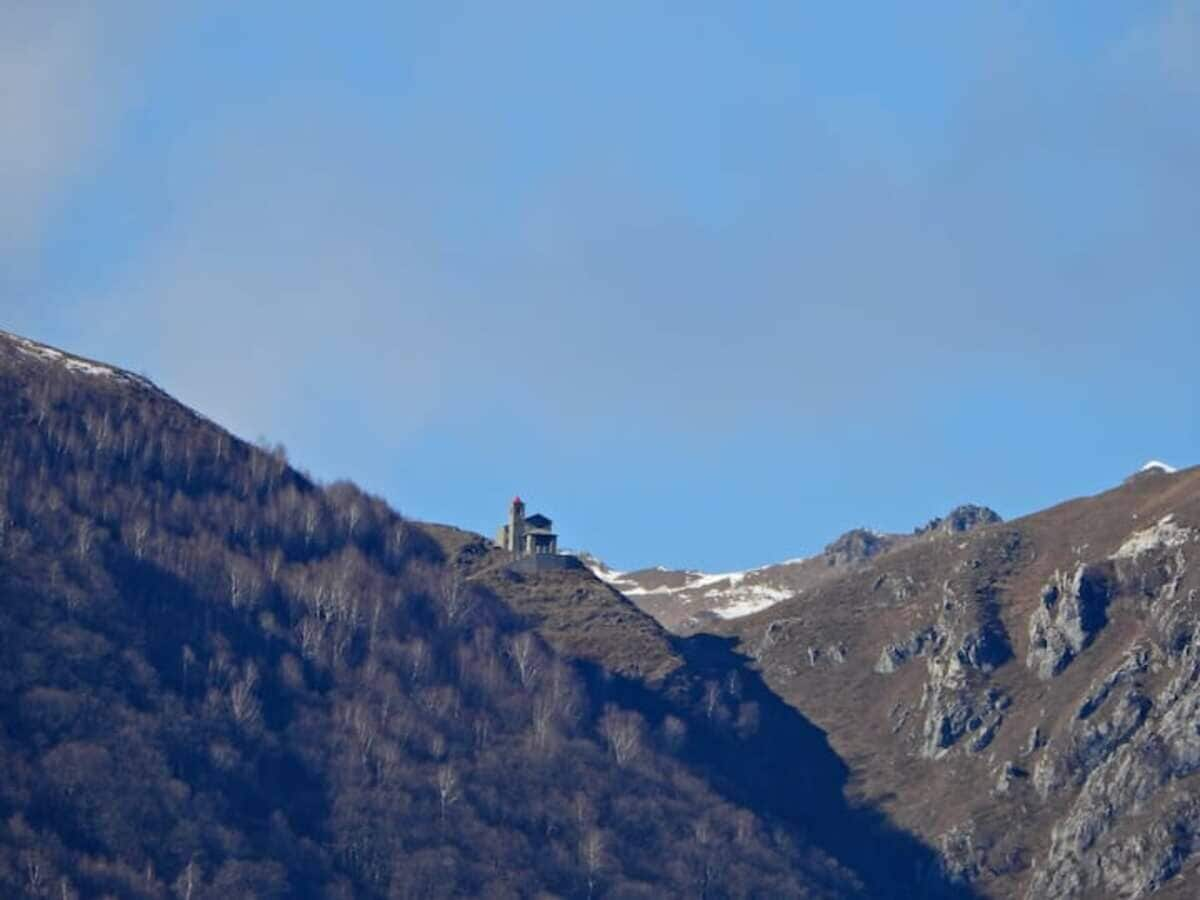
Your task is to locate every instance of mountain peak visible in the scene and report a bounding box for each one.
[823,528,892,566]
[913,504,1003,536]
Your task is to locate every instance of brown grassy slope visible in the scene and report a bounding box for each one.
[718,466,1200,898]
[417,524,685,684]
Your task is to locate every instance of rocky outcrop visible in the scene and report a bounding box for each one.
[807,642,848,667]
[915,504,1002,536]
[1111,514,1195,561]
[1076,645,1149,720]
[920,671,1009,758]
[875,626,937,674]
[1026,564,1112,680]
[916,560,1016,757]
[1033,687,1152,799]
[823,528,893,567]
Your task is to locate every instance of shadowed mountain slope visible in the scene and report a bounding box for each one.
[421,525,976,898]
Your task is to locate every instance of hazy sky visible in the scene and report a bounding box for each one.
[4,2,1197,571]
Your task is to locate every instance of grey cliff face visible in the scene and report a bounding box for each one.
[863,511,1200,896]
[1011,526,1198,897]
[876,534,1019,759]
[916,585,1013,759]
[1026,564,1112,680]
[1026,541,1200,897]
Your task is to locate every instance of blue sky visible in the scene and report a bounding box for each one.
[3,2,1197,571]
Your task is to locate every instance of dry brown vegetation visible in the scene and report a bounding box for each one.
[720,465,1200,898]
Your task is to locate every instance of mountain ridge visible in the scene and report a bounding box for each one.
[580,504,1003,633]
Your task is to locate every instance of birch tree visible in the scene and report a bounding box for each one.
[435,765,460,823]
[581,829,604,899]
[599,705,643,766]
[507,632,541,690]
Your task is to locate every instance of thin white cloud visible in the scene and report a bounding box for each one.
[0,3,159,268]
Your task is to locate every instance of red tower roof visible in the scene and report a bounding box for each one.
[512,495,523,505]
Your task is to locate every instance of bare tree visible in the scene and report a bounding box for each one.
[344,700,378,766]
[368,597,384,648]
[546,660,580,723]
[266,547,284,583]
[435,764,460,823]
[703,679,722,722]
[303,501,320,547]
[229,662,262,727]
[429,733,447,760]
[374,739,403,784]
[386,521,409,564]
[725,669,742,700]
[418,685,461,721]
[581,829,604,899]
[227,557,263,611]
[388,705,416,752]
[22,848,44,896]
[734,810,756,845]
[344,501,362,540]
[440,571,475,626]
[692,819,719,899]
[297,616,327,661]
[473,715,492,752]
[530,695,557,754]
[75,519,95,560]
[404,638,430,685]
[173,858,201,900]
[129,517,151,559]
[599,705,643,766]
[181,644,196,688]
[507,632,541,690]
[84,409,112,451]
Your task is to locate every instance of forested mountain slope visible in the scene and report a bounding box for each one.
[721,463,1200,898]
[0,329,969,898]
[0,329,854,898]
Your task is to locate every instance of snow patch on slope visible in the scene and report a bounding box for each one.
[585,557,627,585]
[1,330,153,389]
[711,585,795,619]
[582,554,803,619]
[1141,460,1178,474]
